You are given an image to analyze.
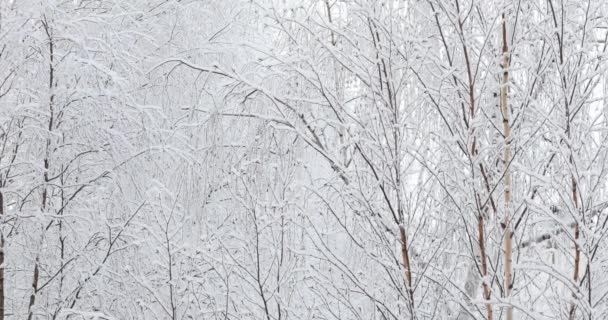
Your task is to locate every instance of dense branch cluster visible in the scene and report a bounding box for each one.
[0,0,608,319]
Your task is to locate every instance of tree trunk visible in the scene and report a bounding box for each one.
[399,225,414,310]
[500,12,514,320]
[28,16,55,320]
[478,213,493,320]
[568,157,580,320]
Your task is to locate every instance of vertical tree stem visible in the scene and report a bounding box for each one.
[501,11,514,320]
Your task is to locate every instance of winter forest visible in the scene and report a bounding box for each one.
[2,0,608,319]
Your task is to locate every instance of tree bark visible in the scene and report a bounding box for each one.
[477,213,492,320]
[456,0,493,316]
[500,12,514,320]
[399,225,414,309]
[28,16,55,320]
[568,160,580,320]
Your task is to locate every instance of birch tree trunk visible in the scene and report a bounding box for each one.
[500,12,513,320]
